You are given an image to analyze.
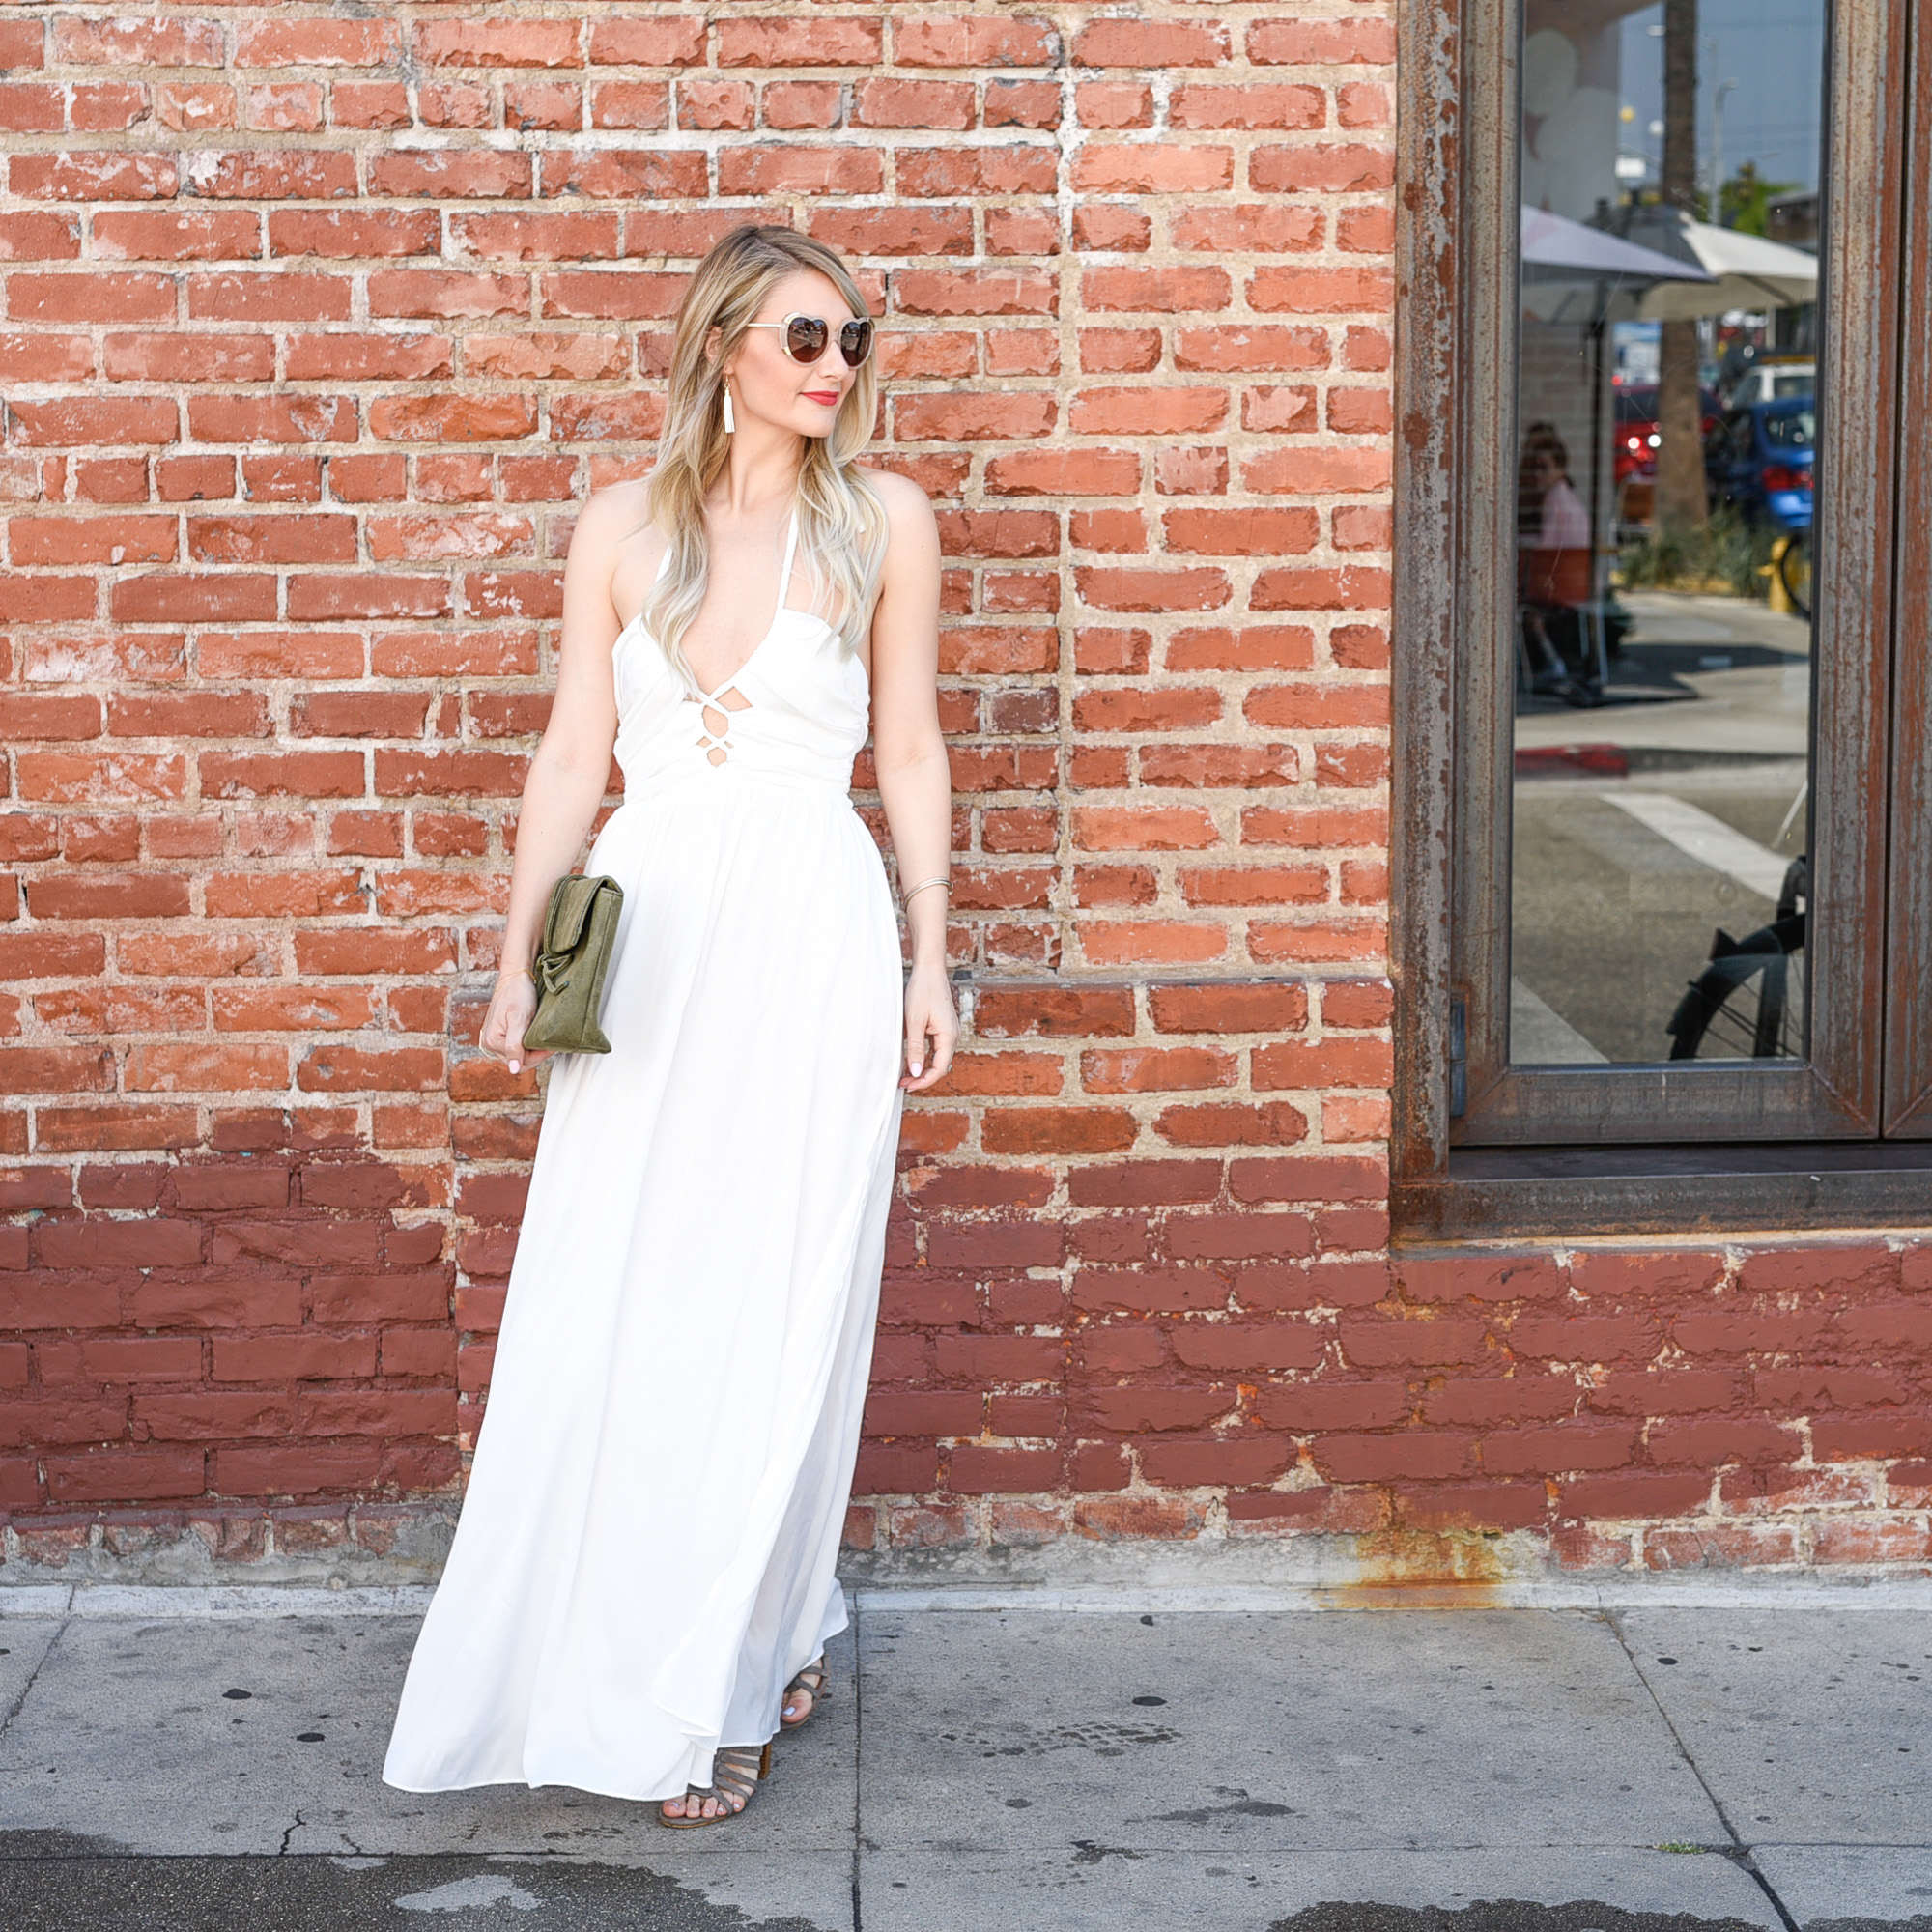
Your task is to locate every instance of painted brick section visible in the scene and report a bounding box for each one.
[0,6,1921,1580]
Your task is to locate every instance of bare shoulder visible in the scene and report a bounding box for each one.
[856,465,939,573]
[571,474,655,555]
[857,463,936,528]
[567,478,663,630]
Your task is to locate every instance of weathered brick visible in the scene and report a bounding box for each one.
[0,10,1884,1577]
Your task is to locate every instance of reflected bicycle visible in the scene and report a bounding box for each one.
[1664,855,1807,1059]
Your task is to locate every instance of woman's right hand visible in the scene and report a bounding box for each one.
[479,972,549,1075]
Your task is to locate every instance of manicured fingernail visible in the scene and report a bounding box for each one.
[508,1059,520,1072]
[910,1063,923,1078]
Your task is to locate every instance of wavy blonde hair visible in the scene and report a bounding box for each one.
[641,225,888,690]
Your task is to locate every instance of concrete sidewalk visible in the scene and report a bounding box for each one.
[0,1588,1927,1931]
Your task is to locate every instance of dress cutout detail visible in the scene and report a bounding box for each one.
[690,514,798,768]
[384,507,903,1804]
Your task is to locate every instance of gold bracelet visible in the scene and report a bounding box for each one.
[901,875,951,907]
[497,966,534,983]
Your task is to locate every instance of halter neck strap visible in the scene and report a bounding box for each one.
[779,507,800,603]
[647,506,800,602]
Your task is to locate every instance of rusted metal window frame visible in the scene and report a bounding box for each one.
[1886,29,1932,1136]
[1391,0,1932,1235]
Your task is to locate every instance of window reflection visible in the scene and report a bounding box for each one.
[1508,0,1825,1066]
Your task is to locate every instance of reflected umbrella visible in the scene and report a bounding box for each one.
[1518,207,1718,682]
[1520,204,1719,300]
[1633,215,1819,321]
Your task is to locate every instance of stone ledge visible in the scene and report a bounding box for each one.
[0,1505,457,1590]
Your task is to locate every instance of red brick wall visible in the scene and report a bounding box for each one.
[2,7,1925,1581]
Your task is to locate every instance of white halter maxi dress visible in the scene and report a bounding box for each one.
[384,511,904,1802]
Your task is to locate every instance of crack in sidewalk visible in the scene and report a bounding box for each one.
[1605,1610,1801,1932]
[0,1617,66,1746]
[850,1595,864,1932]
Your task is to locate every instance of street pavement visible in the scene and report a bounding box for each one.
[1511,589,1814,1064]
[1,1589,1927,1930]
[1514,589,1812,764]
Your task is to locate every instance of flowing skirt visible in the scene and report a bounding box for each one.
[383,775,904,1802]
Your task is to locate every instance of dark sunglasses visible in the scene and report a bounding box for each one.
[747,311,874,369]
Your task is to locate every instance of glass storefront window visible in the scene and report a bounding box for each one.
[1507,0,1827,1066]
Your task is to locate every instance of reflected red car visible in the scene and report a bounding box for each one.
[1612,383,1721,486]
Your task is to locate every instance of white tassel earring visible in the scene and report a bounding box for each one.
[722,380,735,436]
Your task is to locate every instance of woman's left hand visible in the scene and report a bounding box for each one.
[900,960,959,1093]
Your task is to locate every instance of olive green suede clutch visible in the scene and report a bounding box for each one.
[521,873,623,1056]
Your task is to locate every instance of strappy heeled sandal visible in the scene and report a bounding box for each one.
[780,1656,827,1731]
[657,1740,772,1829]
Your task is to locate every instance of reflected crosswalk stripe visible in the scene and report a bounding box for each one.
[1598,791,1793,901]
[1509,977,1607,1065]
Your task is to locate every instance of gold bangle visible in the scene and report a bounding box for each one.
[901,875,950,907]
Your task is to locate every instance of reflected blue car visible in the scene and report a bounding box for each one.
[1705,399,1814,531]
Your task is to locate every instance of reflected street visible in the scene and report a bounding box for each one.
[1511,588,1809,1064]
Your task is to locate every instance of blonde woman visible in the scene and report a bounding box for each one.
[384,226,956,1826]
